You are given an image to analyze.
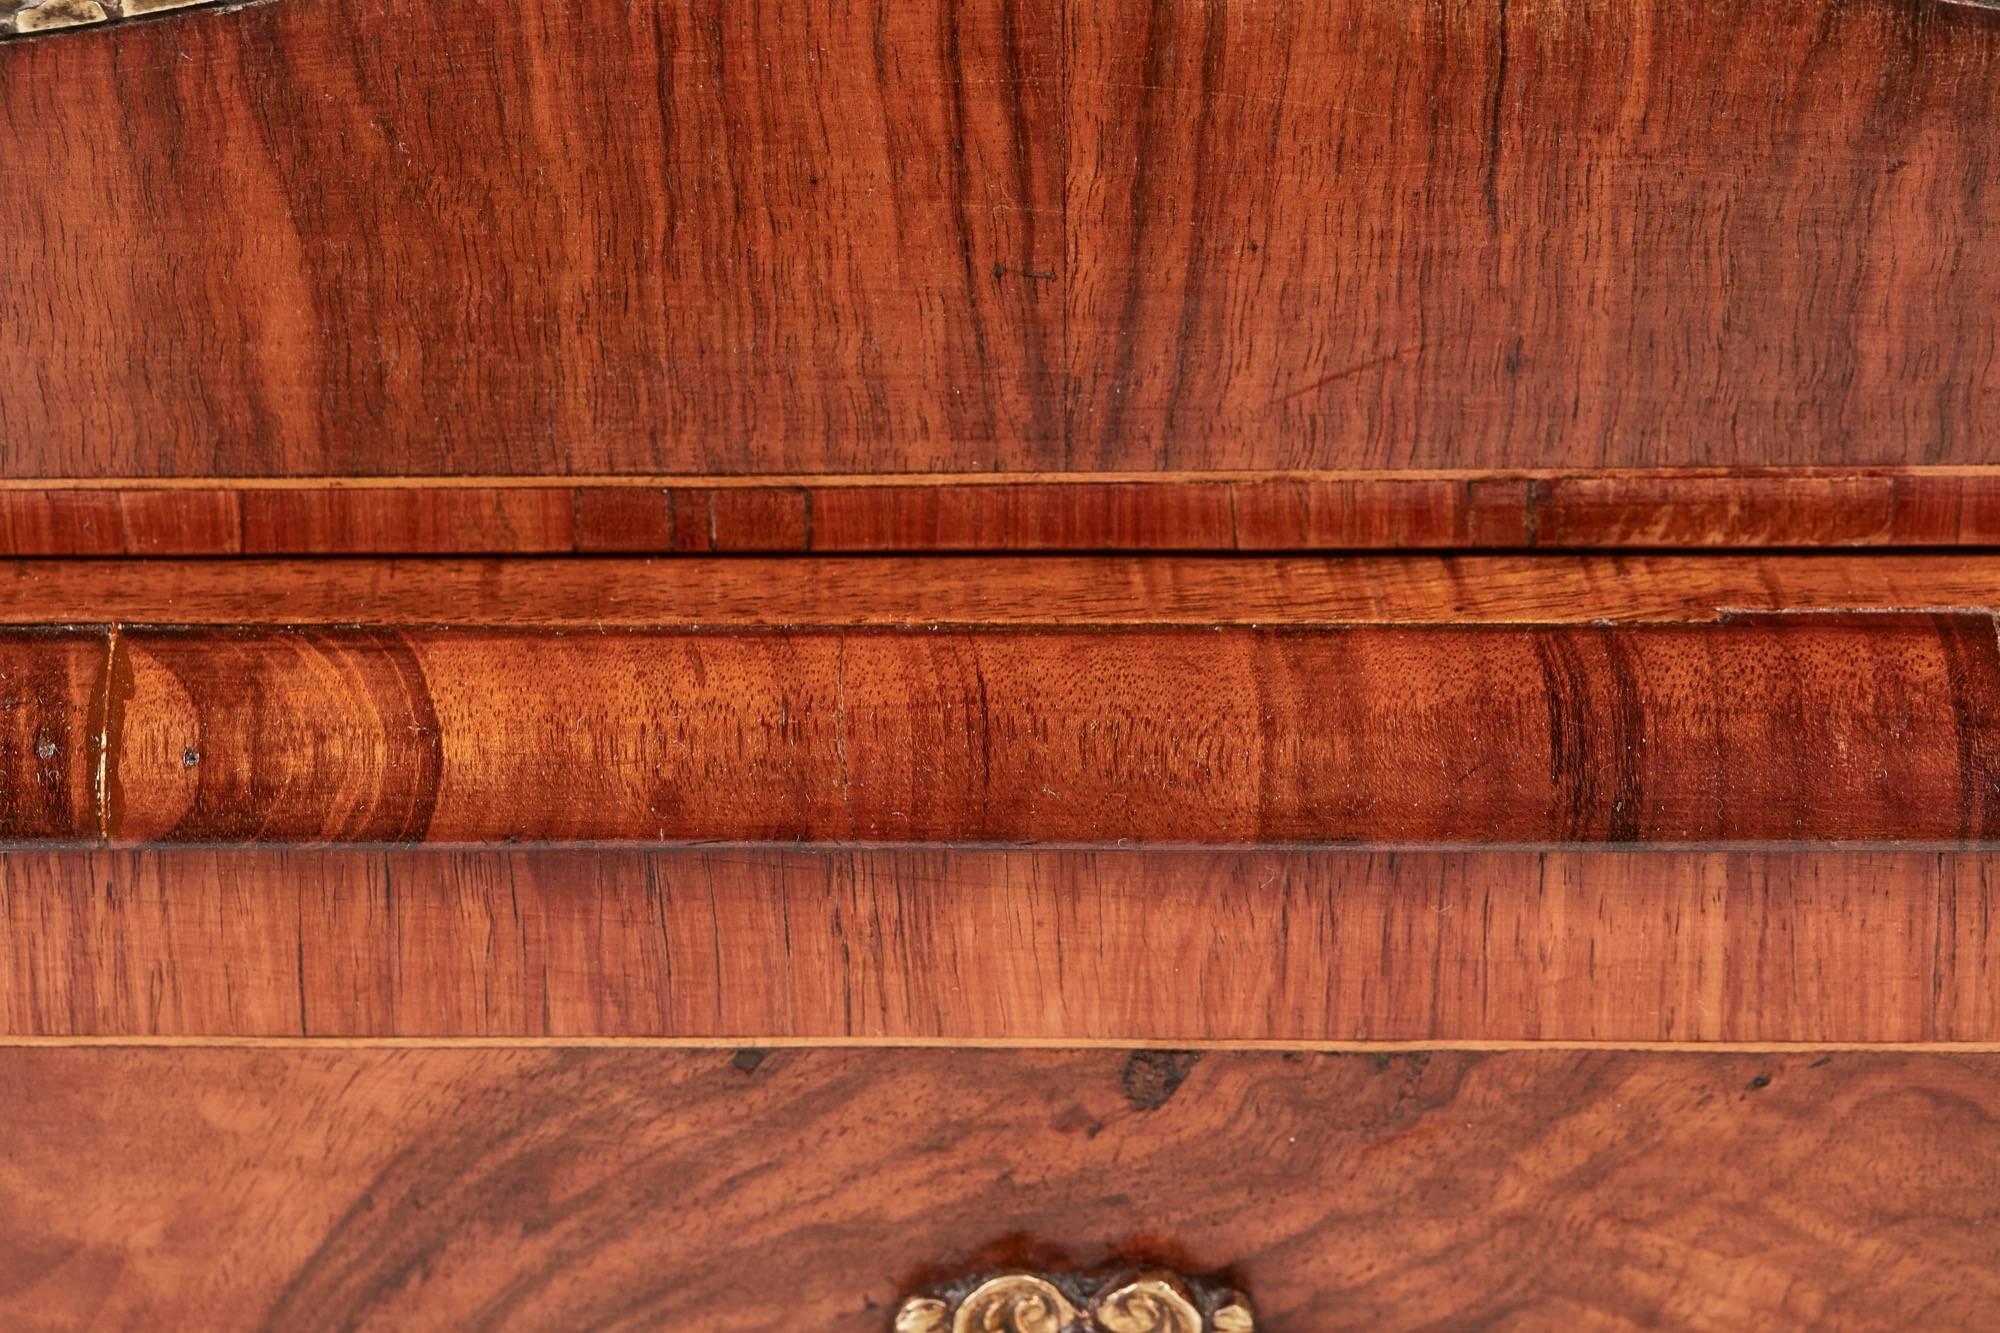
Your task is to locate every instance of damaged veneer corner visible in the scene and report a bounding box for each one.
[4,0,224,36]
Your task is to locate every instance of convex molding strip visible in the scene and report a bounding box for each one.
[3,615,1997,847]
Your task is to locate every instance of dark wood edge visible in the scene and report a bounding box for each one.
[3,469,1997,554]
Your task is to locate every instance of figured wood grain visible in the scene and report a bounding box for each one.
[1066,0,2000,471]
[2,849,1993,1041]
[2,0,1994,475]
[0,0,1064,476]
[3,553,1998,628]
[1,1047,1995,1329]
[4,470,2000,553]
[4,615,1998,846]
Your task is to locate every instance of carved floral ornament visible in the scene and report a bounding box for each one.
[896,1270,1253,1333]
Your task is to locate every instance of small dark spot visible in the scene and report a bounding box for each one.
[731,1048,768,1074]
[1122,1050,1200,1111]
[1746,1072,1773,1093]
[1504,335,1525,375]
[807,174,820,186]
[1809,1055,1834,1069]
[991,261,1007,281]
[1246,240,1260,252]
[34,738,56,759]
[1370,1052,1394,1073]
[182,747,201,769]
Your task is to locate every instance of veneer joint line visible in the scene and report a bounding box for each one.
[93,623,120,842]
[6,1037,2000,1053]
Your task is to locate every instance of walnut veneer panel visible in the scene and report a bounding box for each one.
[2,0,1994,475]
[3,849,1993,1041]
[1,1047,1995,1329]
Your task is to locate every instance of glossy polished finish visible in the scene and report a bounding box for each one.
[2,552,1999,626]
[1,1046,1995,1330]
[3,849,1994,1042]
[3,0,1995,475]
[4,469,2000,553]
[4,615,1998,846]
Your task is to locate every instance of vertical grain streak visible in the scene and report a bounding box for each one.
[1935,612,2000,841]
[940,0,1001,458]
[1091,0,1173,464]
[995,0,1059,451]
[833,633,856,840]
[94,625,123,843]
[1156,0,1228,464]
[1600,630,1647,843]
[1532,632,1596,842]
[1486,0,1509,226]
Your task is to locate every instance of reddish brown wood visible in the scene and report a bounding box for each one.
[1066,0,2000,471]
[3,471,1998,554]
[0,0,1065,477]
[1,614,1996,846]
[1,552,1996,628]
[2,849,1993,1041]
[0,632,101,845]
[1,1047,1994,1329]
[3,0,1994,476]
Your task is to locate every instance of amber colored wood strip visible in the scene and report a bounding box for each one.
[4,471,2000,552]
[1,850,1992,1042]
[3,615,1998,847]
[0,1047,1993,1329]
[1,553,1996,628]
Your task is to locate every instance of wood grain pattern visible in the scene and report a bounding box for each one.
[5,470,2000,553]
[1066,0,2000,471]
[4,615,1998,846]
[3,849,1994,1041]
[3,0,1994,476]
[2,1047,1995,1329]
[0,632,103,845]
[4,552,1998,628]
[0,0,1063,476]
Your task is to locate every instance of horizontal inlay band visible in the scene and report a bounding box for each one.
[1,553,1996,627]
[1,469,1997,553]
